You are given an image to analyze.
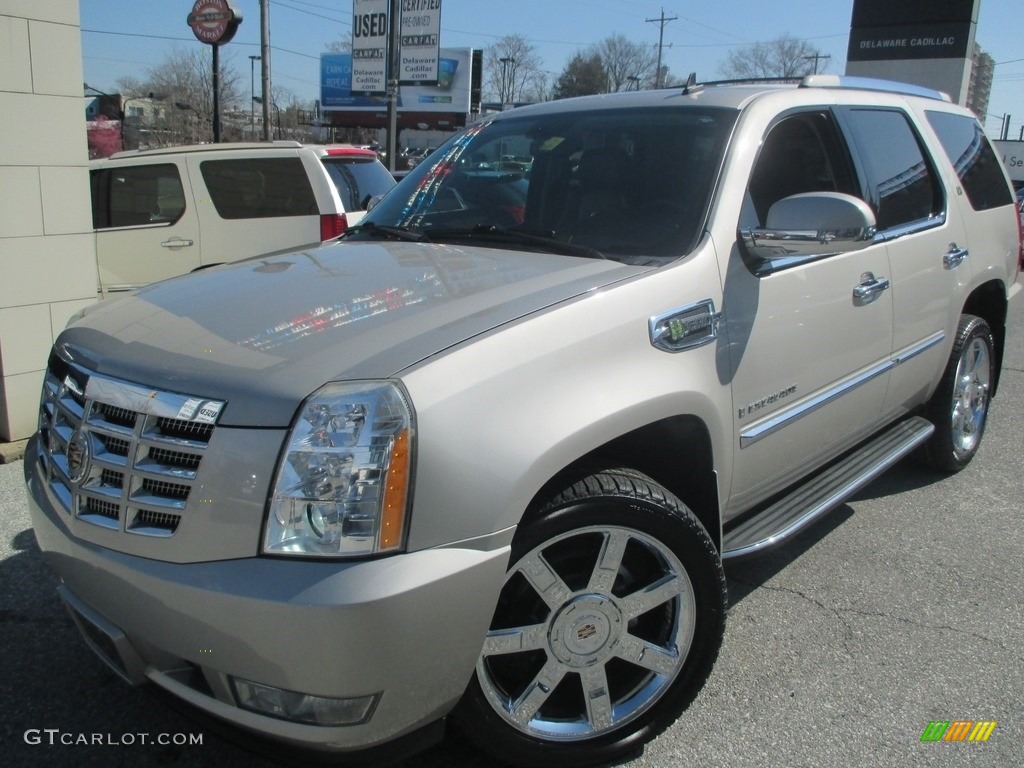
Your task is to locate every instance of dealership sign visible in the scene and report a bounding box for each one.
[399,0,442,84]
[352,0,389,94]
[847,0,976,62]
[186,0,241,45]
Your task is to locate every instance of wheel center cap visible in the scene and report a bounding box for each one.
[550,594,624,667]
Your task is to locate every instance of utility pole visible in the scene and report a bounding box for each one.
[260,0,271,141]
[802,53,831,75]
[646,7,677,89]
[387,0,400,172]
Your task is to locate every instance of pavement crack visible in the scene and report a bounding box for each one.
[836,606,1016,653]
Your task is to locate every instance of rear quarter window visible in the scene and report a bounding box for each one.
[322,157,396,212]
[925,110,1013,211]
[200,157,318,219]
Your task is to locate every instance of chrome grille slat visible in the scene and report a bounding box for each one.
[35,356,223,539]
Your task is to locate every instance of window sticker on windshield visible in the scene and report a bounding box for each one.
[538,137,565,152]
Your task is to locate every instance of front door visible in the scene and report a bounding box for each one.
[723,109,894,513]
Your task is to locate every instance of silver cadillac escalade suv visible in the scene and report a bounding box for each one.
[25,76,1022,766]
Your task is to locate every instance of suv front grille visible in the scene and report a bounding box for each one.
[36,352,225,539]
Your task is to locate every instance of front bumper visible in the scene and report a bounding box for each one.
[26,447,511,755]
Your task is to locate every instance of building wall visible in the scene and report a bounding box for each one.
[0,0,97,441]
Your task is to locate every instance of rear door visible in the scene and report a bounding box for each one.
[837,106,969,417]
[92,159,201,294]
[187,153,326,265]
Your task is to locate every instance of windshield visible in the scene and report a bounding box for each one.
[352,106,736,264]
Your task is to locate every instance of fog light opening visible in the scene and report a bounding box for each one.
[231,677,379,726]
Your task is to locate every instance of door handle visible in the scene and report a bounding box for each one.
[160,238,194,248]
[852,273,890,305]
[943,242,968,269]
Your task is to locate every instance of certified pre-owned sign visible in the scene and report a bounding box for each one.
[186,0,242,45]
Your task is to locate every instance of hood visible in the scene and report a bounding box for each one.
[58,240,649,426]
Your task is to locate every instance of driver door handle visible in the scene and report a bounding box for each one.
[852,273,890,305]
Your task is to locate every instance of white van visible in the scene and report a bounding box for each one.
[89,142,395,294]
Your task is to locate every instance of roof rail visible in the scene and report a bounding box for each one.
[680,74,801,96]
[800,74,951,102]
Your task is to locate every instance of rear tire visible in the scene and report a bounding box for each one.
[922,314,994,473]
[454,469,726,768]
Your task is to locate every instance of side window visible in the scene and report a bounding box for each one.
[843,109,942,231]
[745,111,859,228]
[91,163,185,229]
[925,110,1013,211]
[199,157,318,219]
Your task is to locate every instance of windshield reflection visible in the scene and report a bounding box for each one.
[352,106,736,264]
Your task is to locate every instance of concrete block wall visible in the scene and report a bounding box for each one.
[0,0,97,441]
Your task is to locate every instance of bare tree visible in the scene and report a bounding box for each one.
[485,34,545,105]
[118,47,244,146]
[594,34,657,92]
[719,34,827,80]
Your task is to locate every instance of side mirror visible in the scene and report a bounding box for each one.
[739,192,877,275]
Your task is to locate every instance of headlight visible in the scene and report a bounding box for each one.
[264,381,414,557]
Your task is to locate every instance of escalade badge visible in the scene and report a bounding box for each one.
[67,429,91,484]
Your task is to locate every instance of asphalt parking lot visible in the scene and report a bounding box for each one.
[1,289,1022,768]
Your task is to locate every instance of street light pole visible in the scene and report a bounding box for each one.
[499,57,514,108]
[249,55,261,141]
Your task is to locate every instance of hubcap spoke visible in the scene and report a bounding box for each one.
[616,633,681,676]
[580,664,614,731]
[508,658,567,726]
[482,623,548,656]
[518,552,573,610]
[619,572,687,619]
[586,529,631,594]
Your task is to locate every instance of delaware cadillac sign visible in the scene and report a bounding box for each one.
[187,0,242,45]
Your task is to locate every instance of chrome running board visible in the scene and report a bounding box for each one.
[722,416,934,560]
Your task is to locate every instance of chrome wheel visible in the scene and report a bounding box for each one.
[923,314,995,473]
[950,336,990,459]
[476,524,695,741]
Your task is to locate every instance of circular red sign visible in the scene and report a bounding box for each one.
[187,0,241,45]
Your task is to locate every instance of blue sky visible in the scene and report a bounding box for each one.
[81,0,1024,137]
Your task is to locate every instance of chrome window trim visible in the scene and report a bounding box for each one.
[739,332,946,448]
[872,211,946,243]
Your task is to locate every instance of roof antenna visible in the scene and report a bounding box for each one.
[681,72,698,95]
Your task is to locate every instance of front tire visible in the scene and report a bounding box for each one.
[922,314,994,473]
[454,470,726,768]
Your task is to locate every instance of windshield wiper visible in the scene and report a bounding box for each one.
[343,221,429,242]
[425,224,608,260]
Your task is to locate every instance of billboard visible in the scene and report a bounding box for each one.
[321,47,471,114]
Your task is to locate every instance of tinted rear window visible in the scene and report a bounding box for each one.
[199,157,318,219]
[925,110,1013,211]
[321,157,396,212]
[91,163,185,229]
[844,108,942,230]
